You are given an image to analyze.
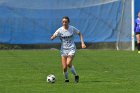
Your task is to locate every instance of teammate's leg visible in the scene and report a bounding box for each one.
[136,34,140,53]
[61,56,69,82]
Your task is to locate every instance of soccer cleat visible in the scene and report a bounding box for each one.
[75,75,79,83]
[65,79,69,83]
[138,51,140,54]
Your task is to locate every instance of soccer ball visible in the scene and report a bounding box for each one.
[47,74,56,83]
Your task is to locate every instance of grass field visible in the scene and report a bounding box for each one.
[0,49,140,93]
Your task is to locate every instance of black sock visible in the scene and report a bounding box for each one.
[138,43,140,51]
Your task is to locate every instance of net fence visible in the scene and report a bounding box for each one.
[0,0,133,50]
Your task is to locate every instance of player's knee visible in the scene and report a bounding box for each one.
[67,63,72,68]
[63,66,67,72]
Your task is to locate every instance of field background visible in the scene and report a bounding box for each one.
[0,50,140,93]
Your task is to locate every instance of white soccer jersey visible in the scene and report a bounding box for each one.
[53,25,80,50]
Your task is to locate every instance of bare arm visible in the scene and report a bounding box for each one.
[50,30,60,40]
[50,35,57,40]
[79,32,86,49]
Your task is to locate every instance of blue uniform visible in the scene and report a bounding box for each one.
[135,18,140,33]
[53,25,80,56]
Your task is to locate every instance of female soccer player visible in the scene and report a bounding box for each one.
[50,16,86,83]
[135,12,140,53]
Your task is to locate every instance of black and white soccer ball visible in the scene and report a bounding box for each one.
[46,74,56,83]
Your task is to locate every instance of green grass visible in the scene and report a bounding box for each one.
[0,50,140,93]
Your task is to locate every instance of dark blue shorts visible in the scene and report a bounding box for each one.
[135,32,140,35]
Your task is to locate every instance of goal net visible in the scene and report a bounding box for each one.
[0,0,134,50]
